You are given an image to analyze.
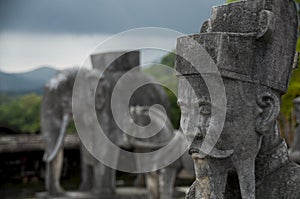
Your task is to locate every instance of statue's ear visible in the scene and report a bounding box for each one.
[200,19,211,33]
[255,92,280,134]
[257,10,275,40]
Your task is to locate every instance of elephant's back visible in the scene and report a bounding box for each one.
[108,70,170,115]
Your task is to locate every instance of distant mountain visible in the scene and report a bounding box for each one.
[0,67,58,95]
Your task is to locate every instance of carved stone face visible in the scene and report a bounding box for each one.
[178,76,261,163]
[177,78,207,143]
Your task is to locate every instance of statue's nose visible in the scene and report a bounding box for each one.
[188,134,204,155]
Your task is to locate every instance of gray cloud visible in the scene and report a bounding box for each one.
[0,0,224,34]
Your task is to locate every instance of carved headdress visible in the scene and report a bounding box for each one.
[176,0,298,94]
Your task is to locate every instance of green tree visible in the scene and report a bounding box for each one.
[0,94,12,104]
[161,52,175,68]
[226,0,239,3]
[0,94,42,134]
[161,52,180,129]
[144,52,181,129]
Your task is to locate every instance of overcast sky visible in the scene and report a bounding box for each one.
[0,0,224,72]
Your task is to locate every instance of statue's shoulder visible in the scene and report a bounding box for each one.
[257,162,300,199]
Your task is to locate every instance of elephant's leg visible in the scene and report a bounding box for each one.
[93,162,116,195]
[159,167,177,199]
[236,158,256,199]
[46,148,65,196]
[146,172,160,199]
[79,163,93,191]
[134,173,146,187]
[79,145,94,191]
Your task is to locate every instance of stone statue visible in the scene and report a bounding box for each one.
[128,106,194,199]
[289,97,300,164]
[176,0,300,198]
[90,51,172,197]
[41,68,107,197]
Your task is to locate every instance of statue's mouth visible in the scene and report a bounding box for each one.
[189,148,206,160]
[189,148,199,155]
[189,147,234,159]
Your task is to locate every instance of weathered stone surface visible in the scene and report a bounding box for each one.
[177,0,298,93]
[205,0,298,90]
[176,0,299,198]
[91,51,140,72]
[178,76,259,199]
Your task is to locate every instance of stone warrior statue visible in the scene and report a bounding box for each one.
[289,97,300,164]
[176,0,300,198]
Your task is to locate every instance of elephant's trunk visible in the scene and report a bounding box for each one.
[44,114,70,162]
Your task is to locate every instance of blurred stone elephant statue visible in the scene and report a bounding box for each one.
[127,106,194,199]
[41,68,108,196]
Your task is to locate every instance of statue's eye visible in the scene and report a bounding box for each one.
[199,104,211,115]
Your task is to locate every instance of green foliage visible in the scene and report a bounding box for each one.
[67,122,77,134]
[0,94,13,104]
[281,45,300,118]
[226,0,239,3]
[165,89,181,129]
[0,94,42,134]
[161,52,175,68]
[281,69,300,117]
[144,52,181,129]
